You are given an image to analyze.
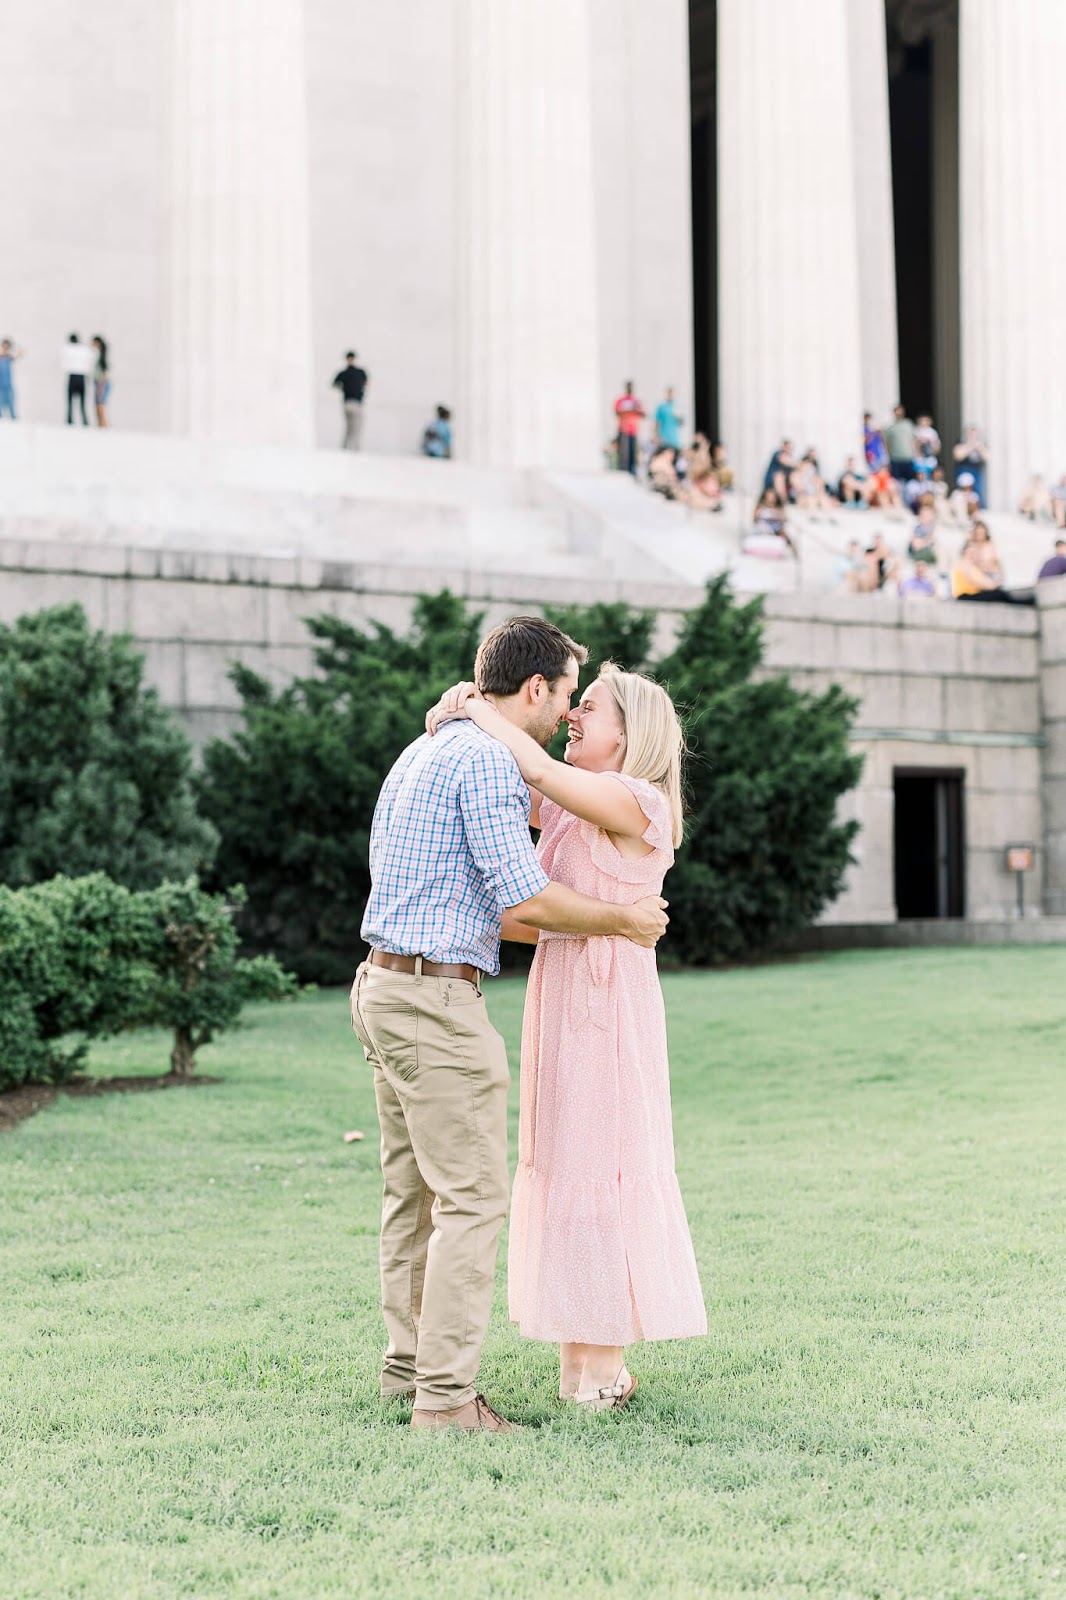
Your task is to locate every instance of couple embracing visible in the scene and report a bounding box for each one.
[350,615,705,1431]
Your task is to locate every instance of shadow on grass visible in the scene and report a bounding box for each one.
[0,1072,221,1132]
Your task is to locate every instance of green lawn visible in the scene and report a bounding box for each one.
[2,950,1064,1600]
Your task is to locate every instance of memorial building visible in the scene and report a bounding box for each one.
[2,1,1066,934]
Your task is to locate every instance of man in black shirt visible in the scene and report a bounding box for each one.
[332,350,369,450]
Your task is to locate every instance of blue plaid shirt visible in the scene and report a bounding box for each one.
[361,720,550,975]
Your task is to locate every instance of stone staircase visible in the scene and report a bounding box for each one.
[0,423,1057,601]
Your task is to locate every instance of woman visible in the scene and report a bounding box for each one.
[744,488,796,558]
[0,338,24,419]
[952,520,1031,603]
[91,336,110,428]
[648,444,681,499]
[427,666,706,1410]
[790,448,832,513]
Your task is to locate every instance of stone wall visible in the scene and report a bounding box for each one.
[761,592,1042,922]
[1037,578,1066,914]
[0,529,1061,926]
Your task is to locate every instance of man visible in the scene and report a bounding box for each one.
[654,386,683,451]
[352,616,669,1433]
[332,350,368,450]
[763,438,796,504]
[613,380,644,474]
[914,414,941,479]
[837,455,869,507]
[899,561,938,598]
[884,404,917,484]
[1037,539,1066,581]
[62,332,93,426]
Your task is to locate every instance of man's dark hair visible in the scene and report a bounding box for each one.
[475,616,587,697]
[345,350,356,360]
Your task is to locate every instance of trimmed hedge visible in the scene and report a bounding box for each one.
[0,875,296,1092]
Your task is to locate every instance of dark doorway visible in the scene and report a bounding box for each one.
[894,769,965,919]
[689,0,717,441]
[885,2,961,459]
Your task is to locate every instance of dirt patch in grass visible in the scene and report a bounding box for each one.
[0,1073,220,1132]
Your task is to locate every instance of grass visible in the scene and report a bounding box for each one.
[1,948,1065,1600]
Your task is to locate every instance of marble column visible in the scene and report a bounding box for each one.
[166,0,314,448]
[847,0,900,424]
[455,0,602,472]
[960,0,1066,509]
[717,0,865,494]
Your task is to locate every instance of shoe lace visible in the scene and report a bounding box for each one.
[474,1394,510,1427]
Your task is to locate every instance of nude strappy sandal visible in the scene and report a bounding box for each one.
[573,1368,638,1411]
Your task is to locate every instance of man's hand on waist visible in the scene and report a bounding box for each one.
[511,882,669,947]
[617,895,670,948]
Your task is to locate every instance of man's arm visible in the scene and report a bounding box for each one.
[501,908,540,945]
[509,882,668,948]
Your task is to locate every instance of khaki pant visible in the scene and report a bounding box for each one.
[342,399,363,450]
[349,960,510,1411]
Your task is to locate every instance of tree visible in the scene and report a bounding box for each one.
[656,578,863,962]
[200,582,862,975]
[199,592,486,983]
[0,605,217,889]
[135,880,297,1076]
[0,874,294,1090]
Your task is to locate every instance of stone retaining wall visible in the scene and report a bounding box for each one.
[1,531,1063,926]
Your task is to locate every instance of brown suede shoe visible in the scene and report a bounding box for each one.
[410,1394,521,1433]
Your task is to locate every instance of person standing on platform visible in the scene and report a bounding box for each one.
[91,336,111,428]
[614,380,645,475]
[953,424,990,507]
[63,333,93,425]
[885,404,917,484]
[332,350,368,451]
[0,339,24,419]
[653,386,683,451]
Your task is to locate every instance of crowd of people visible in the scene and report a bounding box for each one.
[0,332,112,426]
[612,381,734,514]
[754,406,1066,601]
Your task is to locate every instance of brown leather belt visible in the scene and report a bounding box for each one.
[369,950,482,985]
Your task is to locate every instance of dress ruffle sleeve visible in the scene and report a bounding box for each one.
[586,772,674,881]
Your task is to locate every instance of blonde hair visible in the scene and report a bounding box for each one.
[598,662,685,847]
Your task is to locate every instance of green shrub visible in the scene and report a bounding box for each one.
[0,605,217,889]
[656,579,863,962]
[198,584,861,977]
[0,874,155,1090]
[133,879,297,1076]
[0,875,296,1091]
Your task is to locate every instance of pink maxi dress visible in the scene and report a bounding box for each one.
[508,771,707,1346]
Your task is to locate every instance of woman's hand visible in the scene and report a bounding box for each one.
[426,680,480,736]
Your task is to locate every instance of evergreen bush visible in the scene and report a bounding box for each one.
[199,583,861,978]
[0,875,295,1092]
[0,605,217,889]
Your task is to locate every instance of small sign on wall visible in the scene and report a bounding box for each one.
[1006,843,1035,916]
